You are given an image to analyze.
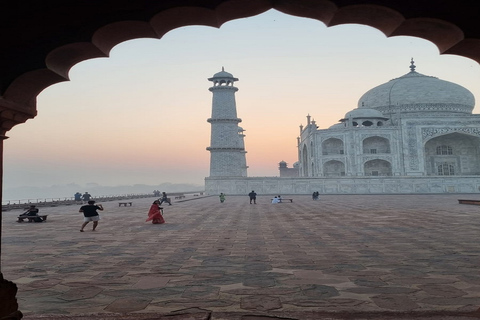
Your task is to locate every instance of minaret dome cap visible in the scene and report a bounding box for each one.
[210,67,238,80]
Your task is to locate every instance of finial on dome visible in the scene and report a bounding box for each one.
[410,58,416,72]
[222,66,224,71]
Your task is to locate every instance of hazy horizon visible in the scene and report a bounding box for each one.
[3,9,480,195]
[3,181,204,202]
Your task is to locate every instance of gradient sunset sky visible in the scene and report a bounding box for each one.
[4,9,480,190]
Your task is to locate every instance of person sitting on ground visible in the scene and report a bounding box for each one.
[20,205,39,217]
[19,205,44,222]
[219,193,226,203]
[272,196,280,204]
[146,200,166,224]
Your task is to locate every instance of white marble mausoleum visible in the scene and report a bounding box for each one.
[205,61,480,195]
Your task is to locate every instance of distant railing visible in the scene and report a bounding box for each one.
[1,191,204,210]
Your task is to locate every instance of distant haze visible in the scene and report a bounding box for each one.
[3,182,203,202]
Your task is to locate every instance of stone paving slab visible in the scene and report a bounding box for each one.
[2,194,480,319]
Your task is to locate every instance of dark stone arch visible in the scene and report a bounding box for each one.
[1,2,480,315]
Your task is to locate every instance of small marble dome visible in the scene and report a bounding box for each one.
[329,123,346,129]
[211,67,236,79]
[208,67,239,86]
[357,59,475,114]
[344,108,386,119]
[213,70,233,78]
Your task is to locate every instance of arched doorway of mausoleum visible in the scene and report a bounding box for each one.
[301,144,309,176]
[362,136,390,155]
[363,159,392,176]
[322,138,344,155]
[323,160,345,177]
[424,132,480,176]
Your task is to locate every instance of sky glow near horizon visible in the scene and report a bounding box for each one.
[3,9,480,189]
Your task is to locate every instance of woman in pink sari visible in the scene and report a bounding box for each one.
[146,200,165,224]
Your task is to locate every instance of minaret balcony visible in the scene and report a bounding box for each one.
[207,118,242,123]
[208,86,239,92]
[206,147,245,151]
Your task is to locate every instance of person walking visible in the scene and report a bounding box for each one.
[219,193,226,203]
[248,190,257,204]
[159,192,172,205]
[146,200,165,224]
[79,200,103,232]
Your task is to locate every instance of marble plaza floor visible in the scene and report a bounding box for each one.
[2,194,480,320]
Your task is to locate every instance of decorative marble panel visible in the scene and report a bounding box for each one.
[422,127,480,140]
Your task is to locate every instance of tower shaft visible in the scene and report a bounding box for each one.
[207,69,247,177]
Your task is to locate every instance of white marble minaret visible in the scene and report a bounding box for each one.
[207,68,248,177]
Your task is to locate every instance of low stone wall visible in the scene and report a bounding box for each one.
[2,194,156,211]
[205,176,480,195]
[1,192,203,211]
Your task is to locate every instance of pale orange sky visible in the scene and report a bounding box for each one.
[4,9,480,191]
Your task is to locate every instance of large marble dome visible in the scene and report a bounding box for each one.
[357,60,475,115]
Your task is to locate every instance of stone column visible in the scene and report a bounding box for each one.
[0,135,23,319]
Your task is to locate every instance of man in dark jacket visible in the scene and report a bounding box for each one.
[79,200,103,232]
[248,190,257,204]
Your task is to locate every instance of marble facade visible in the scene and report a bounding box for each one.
[206,61,480,195]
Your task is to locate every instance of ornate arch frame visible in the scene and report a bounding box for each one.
[2,1,480,316]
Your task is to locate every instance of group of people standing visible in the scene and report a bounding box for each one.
[75,189,323,231]
[217,191,257,204]
[78,192,172,231]
[218,191,257,204]
[74,191,92,203]
[217,190,321,204]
